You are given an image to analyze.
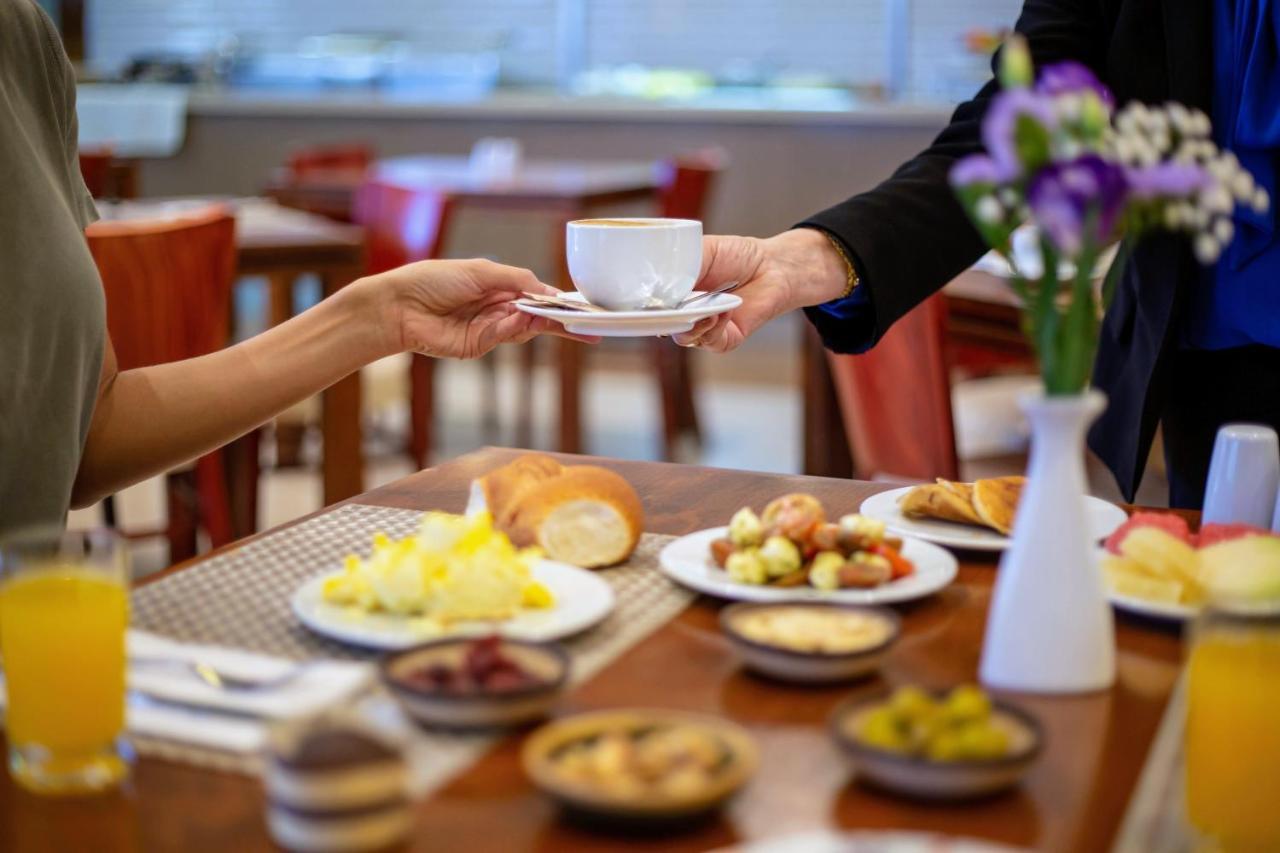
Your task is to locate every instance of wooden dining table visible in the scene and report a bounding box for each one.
[0,448,1183,852]
[96,197,368,527]
[266,155,664,453]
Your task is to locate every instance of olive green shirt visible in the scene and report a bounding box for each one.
[0,0,105,533]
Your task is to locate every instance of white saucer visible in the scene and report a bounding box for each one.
[515,291,742,337]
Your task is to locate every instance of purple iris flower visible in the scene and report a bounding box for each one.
[983,88,1057,177]
[1026,155,1129,255]
[950,154,1011,187]
[1124,162,1210,200]
[1035,61,1115,108]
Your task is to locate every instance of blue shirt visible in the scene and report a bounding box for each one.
[1185,0,1280,349]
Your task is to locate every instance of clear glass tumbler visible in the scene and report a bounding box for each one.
[0,528,130,795]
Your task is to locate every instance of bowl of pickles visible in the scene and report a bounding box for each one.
[830,685,1042,800]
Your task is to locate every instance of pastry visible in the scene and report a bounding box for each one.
[971,476,1025,535]
[899,476,1025,535]
[473,456,644,568]
[505,466,643,568]
[265,720,411,853]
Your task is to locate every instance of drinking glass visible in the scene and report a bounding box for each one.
[0,528,130,795]
[1185,603,1280,851]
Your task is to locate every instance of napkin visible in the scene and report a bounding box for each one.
[0,630,375,759]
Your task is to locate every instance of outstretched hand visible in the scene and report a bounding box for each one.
[362,258,599,360]
[673,229,850,353]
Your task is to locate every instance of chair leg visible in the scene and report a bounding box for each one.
[409,353,435,469]
[194,449,235,548]
[674,345,702,443]
[223,430,261,541]
[653,338,683,461]
[515,339,537,449]
[267,272,295,329]
[480,353,500,442]
[165,470,199,565]
[557,338,583,454]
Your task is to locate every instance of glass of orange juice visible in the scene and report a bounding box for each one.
[1185,603,1280,851]
[0,528,130,795]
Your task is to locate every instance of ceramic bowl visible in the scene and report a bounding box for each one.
[720,602,901,684]
[830,693,1043,800]
[381,637,568,730]
[521,708,758,822]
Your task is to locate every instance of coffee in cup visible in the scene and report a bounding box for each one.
[566,218,702,310]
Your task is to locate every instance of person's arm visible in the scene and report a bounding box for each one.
[71,259,580,507]
[675,0,1108,353]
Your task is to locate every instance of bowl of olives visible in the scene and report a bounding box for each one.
[830,685,1042,800]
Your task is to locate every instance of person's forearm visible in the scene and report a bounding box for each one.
[71,282,388,507]
[766,227,852,309]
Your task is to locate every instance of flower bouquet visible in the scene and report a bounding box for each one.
[951,35,1267,394]
[950,37,1267,693]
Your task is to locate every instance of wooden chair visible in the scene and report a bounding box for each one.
[353,179,457,468]
[78,148,113,198]
[268,143,374,224]
[826,295,961,482]
[651,148,727,459]
[85,207,240,560]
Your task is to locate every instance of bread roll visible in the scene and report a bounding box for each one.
[504,466,644,568]
[480,454,564,531]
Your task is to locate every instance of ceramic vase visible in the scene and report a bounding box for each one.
[979,389,1116,693]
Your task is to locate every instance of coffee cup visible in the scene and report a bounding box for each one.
[566,218,702,310]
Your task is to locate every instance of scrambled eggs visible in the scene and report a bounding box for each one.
[322,511,555,623]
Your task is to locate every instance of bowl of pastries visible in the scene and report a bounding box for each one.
[522,709,758,823]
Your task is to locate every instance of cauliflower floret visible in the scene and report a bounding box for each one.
[809,553,844,590]
[728,507,765,547]
[759,535,802,578]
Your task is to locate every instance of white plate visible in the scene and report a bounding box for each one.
[859,486,1128,553]
[515,291,742,337]
[658,527,957,605]
[292,559,615,650]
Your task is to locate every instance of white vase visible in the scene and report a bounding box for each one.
[979,389,1116,694]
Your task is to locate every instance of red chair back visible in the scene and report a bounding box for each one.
[79,148,113,198]
[658,147,727,220]
[86,207,237,368]
[353,179,455,274]
[286,143,373,179]
[826,295,960,482]
[85,207,238,546]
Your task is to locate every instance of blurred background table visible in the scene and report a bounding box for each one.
[0,448,1182,852]
[266,155,663,454]
[96,198,367,530]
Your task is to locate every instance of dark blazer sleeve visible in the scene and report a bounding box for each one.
[800,0,1111,354]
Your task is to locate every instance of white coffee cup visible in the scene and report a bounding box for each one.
[1202,423,1280,528]
[566,218,702,310]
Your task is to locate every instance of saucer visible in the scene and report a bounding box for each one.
[515,291,742,337]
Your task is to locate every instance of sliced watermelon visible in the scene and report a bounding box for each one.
[1105,512,1194,555]
[1196,522,1275,548]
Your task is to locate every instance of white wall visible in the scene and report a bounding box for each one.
[88,0,1025,99]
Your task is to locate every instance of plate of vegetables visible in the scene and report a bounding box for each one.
[657,494,958,605]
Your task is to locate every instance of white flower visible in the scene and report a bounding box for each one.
[1195,233,1221,264]
[1214,218,1235,244]
[1056,93,1083,121]
[1201,186,1233,214]
[1188,109,1212,137]
[1233,171,1256,199]
[1168,102,1190,131]
[1164,205,1184,228]
[975,195,1003,225]
[998,188,1019,207]
[1253,187,1270,213]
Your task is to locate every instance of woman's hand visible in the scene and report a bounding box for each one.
[355,258,597,360]
[672,229,850,352]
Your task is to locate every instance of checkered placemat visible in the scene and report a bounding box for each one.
[1112,675,1193,853]
[129,503,693,792]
